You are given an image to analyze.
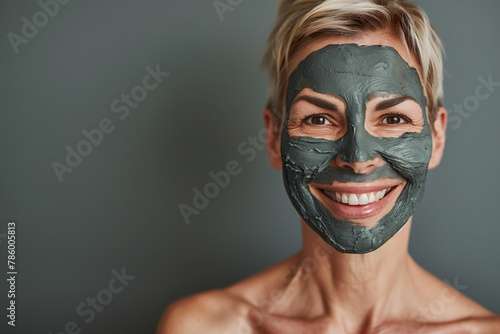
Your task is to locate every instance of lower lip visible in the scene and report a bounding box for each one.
[316,186,399,220]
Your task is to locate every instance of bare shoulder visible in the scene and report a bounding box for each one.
[408,259,499,331]
[372,315,500,334]
[463,314,500,333]
[155,289,250,334]
[156,255,297,334]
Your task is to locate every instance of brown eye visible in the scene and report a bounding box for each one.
[382,115,408,125]
[306,115,332,125]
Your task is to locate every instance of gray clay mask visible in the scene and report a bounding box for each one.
[281,44,432,254]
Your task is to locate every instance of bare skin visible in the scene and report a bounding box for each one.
[157,221,499,333]
[157,31,500,333]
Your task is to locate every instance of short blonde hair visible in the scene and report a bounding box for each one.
[262,0,444,126]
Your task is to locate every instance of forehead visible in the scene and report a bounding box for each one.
[287,31,424,84]
[287,30,424,85]
[288,43,425,102]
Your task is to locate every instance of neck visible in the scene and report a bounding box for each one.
[292,219,417,331]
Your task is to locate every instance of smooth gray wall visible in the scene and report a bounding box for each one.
[0,0,499,333]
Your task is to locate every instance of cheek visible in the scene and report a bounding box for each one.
[282,137,339,177]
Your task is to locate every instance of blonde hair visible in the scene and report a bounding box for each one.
[262,0,444,126]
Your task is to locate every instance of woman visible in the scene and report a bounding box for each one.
[158,0,500,332]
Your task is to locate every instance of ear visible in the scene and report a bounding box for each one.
[428,106,447,170]
[263,109,282,170]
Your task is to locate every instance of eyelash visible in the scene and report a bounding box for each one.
[383,112,413,124]
[301,113,331,124]
[299,112,413,127]
[301,113,411,121]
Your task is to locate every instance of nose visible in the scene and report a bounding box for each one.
[334,124,384,174]
[334,155,384,174]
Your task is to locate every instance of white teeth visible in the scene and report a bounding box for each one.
[376,189,387,201]
[359,193,369,205]
[369,192,376,203]
[323,187,393,206]
[342,194,348,204]
[348,194,359,205]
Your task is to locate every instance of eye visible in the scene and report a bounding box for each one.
[382,114,411,125]
[304,114,333,125]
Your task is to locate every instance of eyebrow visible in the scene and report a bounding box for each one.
[293,95,340,112]
[374,95,416,111]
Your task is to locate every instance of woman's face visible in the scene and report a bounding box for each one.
[274,32,444,254]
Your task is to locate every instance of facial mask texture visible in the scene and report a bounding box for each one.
[281,44,432,253]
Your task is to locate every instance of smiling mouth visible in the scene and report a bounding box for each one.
[323,187,394,206]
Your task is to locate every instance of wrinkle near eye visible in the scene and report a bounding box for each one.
[287,112,346,140]
[365,98,424,137]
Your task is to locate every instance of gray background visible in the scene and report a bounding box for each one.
[0,0,499,333]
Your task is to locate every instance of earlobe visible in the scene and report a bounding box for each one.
[428,106,447,170]
[263,109,283,170]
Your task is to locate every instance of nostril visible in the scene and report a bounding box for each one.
[334,155,382,175]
